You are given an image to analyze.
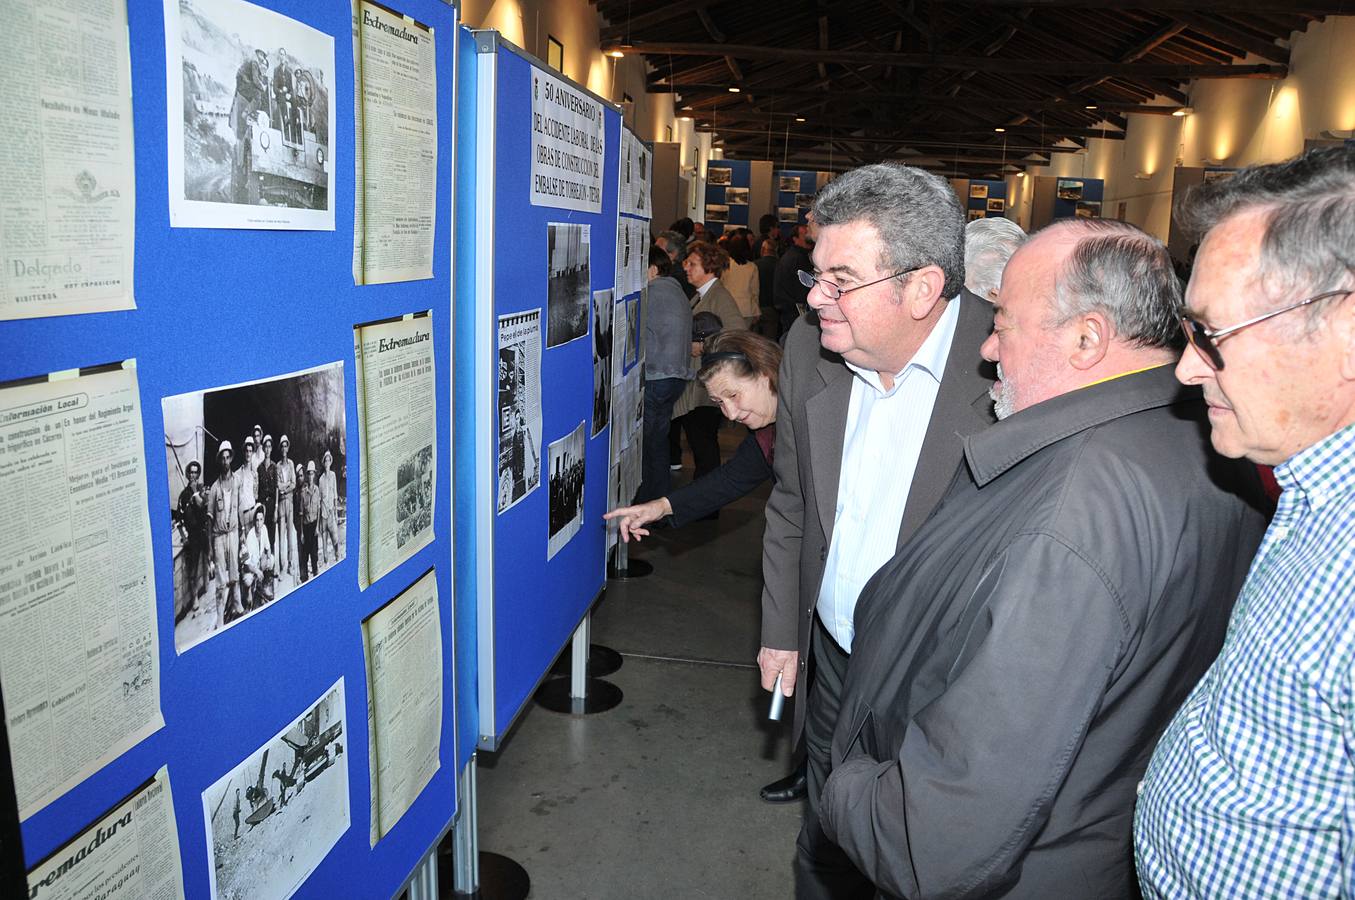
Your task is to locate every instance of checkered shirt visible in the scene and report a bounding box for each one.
[1135,423,1355,898]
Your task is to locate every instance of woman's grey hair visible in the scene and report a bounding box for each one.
[1047,219,1183,350]
[811,163,966,298]
[1174,146,1355,326]
[964,217,1027,300]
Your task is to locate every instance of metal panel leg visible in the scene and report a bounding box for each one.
[448,755,530,899]
[534,615,623,714]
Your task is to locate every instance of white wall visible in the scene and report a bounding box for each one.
[1043,15,1355,240]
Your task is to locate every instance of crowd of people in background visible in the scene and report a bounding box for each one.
[613,144,1355,898]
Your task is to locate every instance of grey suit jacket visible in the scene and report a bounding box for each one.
[760,289,996,740]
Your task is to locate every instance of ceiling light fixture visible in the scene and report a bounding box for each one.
[607,49,624,59]
[1016,171,1026,178]
[1134,171,1152,180]
[994,127,1006,133]
[1172,107,1194,117]
[728,86,741,93]
[795,116,806,123]
[1084,104,1098,110]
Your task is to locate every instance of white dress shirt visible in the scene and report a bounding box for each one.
[815,295,961,651]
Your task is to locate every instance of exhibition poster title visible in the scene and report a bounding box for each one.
[533,80,603,204]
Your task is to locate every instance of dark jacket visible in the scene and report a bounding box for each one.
[818,365,1269,899]
[667,428,772,526]
[772,244,811,329]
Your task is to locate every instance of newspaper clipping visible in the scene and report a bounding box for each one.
[26,767,185,900]
[1,0,136,321]
[165,0,336,230]
[547,420,585,560]
[203,679,349,900]
[363,568,442,846]
[497,311,542,514]
[547,223,590,347]
[0,362,163,821]
[354,313,435,589]
[530,68,604,213]
[162,362,346,653]
[352,0,436,284]
[591,289,613,437]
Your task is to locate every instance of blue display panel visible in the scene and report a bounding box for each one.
[704,159,751,237]
[4,1,463,896]
[965,178,1010,220]
[470,34,616,748]
[1052,176,1105,221]
[775,169,817,237]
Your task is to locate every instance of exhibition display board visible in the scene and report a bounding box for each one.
[774,169,818,234]
[464,32,619,750]
[2,1,462,897]
[704,159,751,236]
[963,179,1010,220]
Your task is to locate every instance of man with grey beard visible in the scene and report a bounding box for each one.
[798,218,1268,898]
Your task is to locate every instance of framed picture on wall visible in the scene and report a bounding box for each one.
[779,176,800,192]
[777,206,798,222]
[708,167,732,185]
[795,192,814,208]
[970,183,989,199]
[706,204,729,223]
[1056,179,1084,201]
[724,186,749,205]
[986,198,1005,213]
[1075,201,1102,218]
[968,209,986,221]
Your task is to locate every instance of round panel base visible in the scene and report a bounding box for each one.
[550,643,623,678]
[447,852,530,900]
[607,557,653,580]
[534,677,623,715]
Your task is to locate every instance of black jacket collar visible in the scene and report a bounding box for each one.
[964,363,1195,487]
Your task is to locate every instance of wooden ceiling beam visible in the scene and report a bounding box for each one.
[944,0,1345,11]
[608,41,1288,79]
[599,0,728,43]
[1173,12,1291,64]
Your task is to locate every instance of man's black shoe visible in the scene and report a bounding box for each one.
[759,767,807,803]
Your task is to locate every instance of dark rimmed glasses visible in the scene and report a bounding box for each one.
[1179,289,1352,371]
[797,266,918,301]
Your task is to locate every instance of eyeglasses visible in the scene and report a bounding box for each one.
[1179,289,1352,371]
[797,267,917,302]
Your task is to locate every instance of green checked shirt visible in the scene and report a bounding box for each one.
[1135,422,1355,898]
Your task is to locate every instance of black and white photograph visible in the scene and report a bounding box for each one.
[779,175,801,192]
[547,223,591,347]
[725,186,750,205]
[1056,178,1085,201]
[778,206,799,223]
[396,444,433,548]
[707,166,732,186]
[624,297,640,368]
[592,289,614,437]
[497,311,543,514]
[547,420,586,560]
[163,362,346,654]
[795,192,815,208]
[705,203,729,224]
[969,183,989,199]
[202,679,349,900]
[987,198,1006,213]
[165,0,336,230]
